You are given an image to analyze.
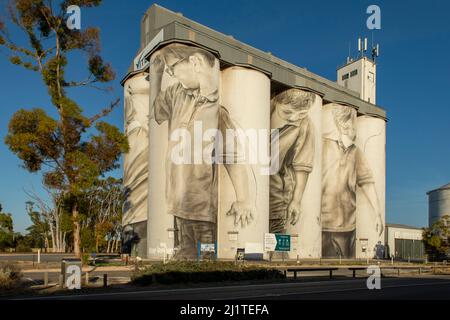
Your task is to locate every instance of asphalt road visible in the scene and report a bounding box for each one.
[15,276,450,300]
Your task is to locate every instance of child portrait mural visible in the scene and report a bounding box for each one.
[321,104,384,258]
[149,43,255,259]
[269,89,316,235]
[123,72,150,225]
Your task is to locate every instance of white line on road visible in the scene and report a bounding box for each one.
[216,281,450,300]
[15,278,450,300]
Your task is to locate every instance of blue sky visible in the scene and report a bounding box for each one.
[1,0,449,233]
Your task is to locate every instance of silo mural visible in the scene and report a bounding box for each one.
[269,88,323,259]
[123,5,388,261]
[219,66,270,259]
[122,72,150,255]
[148,44,258,259]
[321,103,383,258]
[355,115,386,258]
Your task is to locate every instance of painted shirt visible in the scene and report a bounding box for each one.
[321,138,374,232]
[154,82,239,223]
[123,77,149,225]
[269,117,315,220]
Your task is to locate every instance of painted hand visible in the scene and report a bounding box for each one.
[151,53,165,75]
[226,201,255,228]
[287,200,301,226]
[375,215,384,237]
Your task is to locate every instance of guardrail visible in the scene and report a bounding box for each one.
[280,265,450,280]
[281,267,339,279]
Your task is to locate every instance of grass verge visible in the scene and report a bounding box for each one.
[131,261,285,285]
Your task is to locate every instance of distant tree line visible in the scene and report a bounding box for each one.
[0,180,124,254]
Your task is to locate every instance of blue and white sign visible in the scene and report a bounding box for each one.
[133,29,164,71]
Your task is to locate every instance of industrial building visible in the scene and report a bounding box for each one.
[121,4,387,260]
[384,224,425,261]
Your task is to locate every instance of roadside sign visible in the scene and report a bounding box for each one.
[265,233,291,252]
[133,29,164,71]
[264,233,277,251]
[200,243,215,252]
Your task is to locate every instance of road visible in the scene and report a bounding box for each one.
[14,276,450,300]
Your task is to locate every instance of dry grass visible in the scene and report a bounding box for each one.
[0,262,23,293]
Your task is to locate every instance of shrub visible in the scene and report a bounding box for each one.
[132,261,285,285]
[0,263,22,292]
[15,243,32,253]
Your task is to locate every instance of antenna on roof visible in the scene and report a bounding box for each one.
[358,37,368,58]
[372,43,380,62]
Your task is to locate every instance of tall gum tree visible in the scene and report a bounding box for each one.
[1,0,129,257]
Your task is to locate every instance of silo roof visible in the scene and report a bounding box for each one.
[427,183,450,194]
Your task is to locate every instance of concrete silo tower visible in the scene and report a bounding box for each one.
[427,183,450,227]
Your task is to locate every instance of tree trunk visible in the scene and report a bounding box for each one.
[54,215,60,252]
[49,221,56,253]
[62,232,67,253]
[72,203,81,257]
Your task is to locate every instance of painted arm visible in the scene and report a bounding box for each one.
[224,164,255,228]
[149,53,165,119]
[360,182,384,237]
[287,171,310,226]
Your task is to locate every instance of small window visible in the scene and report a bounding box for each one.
[350,69,358,77]
[342,73,349,81]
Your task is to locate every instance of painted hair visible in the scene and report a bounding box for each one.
[158,43,216,67]
[332,104,357,141]
[271,89,316,114]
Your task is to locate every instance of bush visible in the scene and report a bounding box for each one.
[132,261,285,285]
[15,243,32,253]
[0,263,22,292]
[82,253,90,266]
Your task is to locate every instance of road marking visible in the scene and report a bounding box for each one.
[218,280,450,300]
[15,278,365,300]
[15,278,450,300]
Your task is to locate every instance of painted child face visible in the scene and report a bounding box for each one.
[276,103,309,123]
[166,55,201,90]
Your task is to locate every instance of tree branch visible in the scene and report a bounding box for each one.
[88,98,121,125]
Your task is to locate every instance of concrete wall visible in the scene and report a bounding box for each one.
[218,66,270,259]
[355,115,386,259]
[123,72,150,226]
[385,226,423,259]
[428,188,450,227]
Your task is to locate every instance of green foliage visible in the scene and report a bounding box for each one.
[0,206,14,252]
[0,212,13,232]
[82,253,90,265]
[5,108,59,172]
[423,215,450,261]
[24,202,49,249]
[132,261,286,286]
[81,227,95,252]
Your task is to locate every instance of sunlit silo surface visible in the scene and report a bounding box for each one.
[427,183,450,227]
[120,4,388,260]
